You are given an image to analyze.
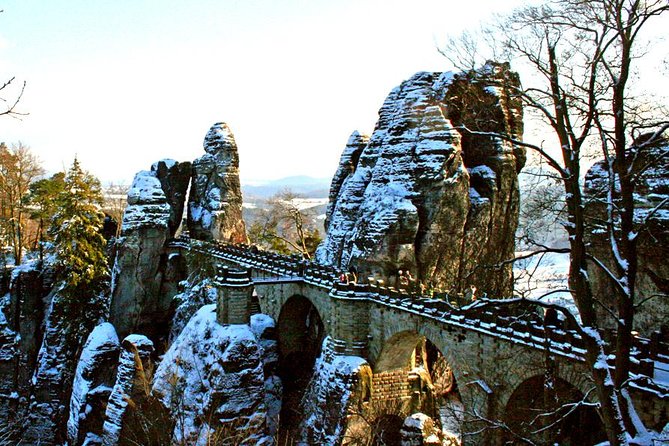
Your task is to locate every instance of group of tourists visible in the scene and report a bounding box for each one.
[337,267,428,295]
[335,267,483,305]
[338,268,358,284]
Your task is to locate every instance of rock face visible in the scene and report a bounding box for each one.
[297,340,369,444]
[110,160,190,340]
[317,63,525,297]
[24,285,107,446]
[584,140,669,334]
[152,305,272,445]
[324,131,370,232]
[101,335,155,446]
[188,122,247,243]
[152,159,192,234]
[400,413,445,446]
[250,314,282,438]
[0,264,46,424]
[67,323,120,446]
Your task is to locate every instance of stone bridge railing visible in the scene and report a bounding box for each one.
[166,236,668,392]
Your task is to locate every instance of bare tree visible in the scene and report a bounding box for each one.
[443,0,669,443]
[0,142,45,264]
[103,182,130,237]
[0,76,26,119]
[0,9,27,120]
[248,189,322,259]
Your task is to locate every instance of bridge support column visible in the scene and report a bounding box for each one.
[214,266,254,325]
[328,284,371,358]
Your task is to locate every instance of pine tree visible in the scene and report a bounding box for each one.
[26,171,66,260]
[49,158,108,302]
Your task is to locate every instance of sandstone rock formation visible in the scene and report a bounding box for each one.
[24,284,107,446]
[188,122,247,243]
[400,413,445,446]
[152,159,192,233]
[323,131,370,232]
[67,322,120,446]
[584,139,669,334]
[0,264,45,423]
[152,305,272,445]
[101,335,155,446]
[110,160,190,340]
[317,63,525,297]
[297,341,369,444]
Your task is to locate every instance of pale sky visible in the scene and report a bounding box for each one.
[0,0,542,185]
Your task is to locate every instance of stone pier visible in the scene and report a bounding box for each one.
[214,266,254,325]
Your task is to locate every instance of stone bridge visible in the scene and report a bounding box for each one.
[167,236,668,444]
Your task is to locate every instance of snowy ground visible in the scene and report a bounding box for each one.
[513,251,579,317]
[288,198,329,210]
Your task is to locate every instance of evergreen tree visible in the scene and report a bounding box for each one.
[49,158,108,303]
[26,171,66,259]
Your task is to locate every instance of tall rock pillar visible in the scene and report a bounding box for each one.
[188,123,247,243]
[109,160,191,340]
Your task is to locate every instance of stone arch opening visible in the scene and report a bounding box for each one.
[276,294,325,442]
[277,295,325,382]
[373,331,464,443]
[370,414,404,446]
[503,375,606,445]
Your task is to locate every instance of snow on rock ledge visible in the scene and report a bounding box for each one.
[400,413,445,446]
[152,305,272,445]
[101,334,154,446]
[121,170,171,232]
[67,322,120,446]
[297,338,369,444]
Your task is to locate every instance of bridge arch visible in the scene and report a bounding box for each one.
[366,330,465,444]
[276,294,327,441]
[370,414,404,446]
[277,294,326,377]
[502,374,606,444]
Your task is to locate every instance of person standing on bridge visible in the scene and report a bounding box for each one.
[339,271,349,284]
[398,270,409,291]
[347,266,358,284]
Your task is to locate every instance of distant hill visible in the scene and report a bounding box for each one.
[242,175,331,199]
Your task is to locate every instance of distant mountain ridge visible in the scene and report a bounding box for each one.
[242,175,331,199]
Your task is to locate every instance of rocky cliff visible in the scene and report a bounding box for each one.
[317,62,525,297]
[0,122,254,445]
[584,138,669,334]
[188,122,247,243]
[24,284,108,445]
[152,305,273,445]
[109,160,190,340]
[0,264,46,424]
[297,340,369,444]
[67,322,120,446]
